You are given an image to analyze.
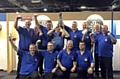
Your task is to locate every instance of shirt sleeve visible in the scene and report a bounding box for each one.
[94,33,98,42]
[57,50,63,60]
[17,49,26,57]
[64,25,72,33]
[73,51,77,62]
[89,51,94,63]
[17,26,24,34]
[39,50,47,57]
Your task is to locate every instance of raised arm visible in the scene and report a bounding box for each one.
[9,35,18,52]
[34,14,40,26]
[61,27,70,38]
[14,15,22,30]
[107,33,117,44]
[47,26,56,35]
[35,40,41,52]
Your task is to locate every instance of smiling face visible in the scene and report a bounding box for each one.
[46,20,53,30]
[25,20,31,28]
[72,21,77,31]
[47,42,54,51]
[79,42,86,51]
[66,40,73,50]
[29,44,36,56]
[94,24,100,32]
[82,22,88,30]
[102,25,108,34]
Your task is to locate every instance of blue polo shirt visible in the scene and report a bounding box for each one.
[93,31,102,53]
[17,49,41,75]
[31,32,42,49]
[96,33,115,57]
[76,49,94,70]
[40,25,52,47]
[17,26,34,50]
[64,25,82,51]
[57,49,77,69]
[80,30,91,51]
[39,50,58,72]
[51,32,64,51]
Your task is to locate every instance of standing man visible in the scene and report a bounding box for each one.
[94,25,117,79]
[76,41,94,79]
[56,40,77,79]
[34,14,53,76]
[9,36,41,79]
[47,25,69,51]
[81,22,92,52]
[93,24,102,77]
[64,21,82,51]
[14,16,34,79]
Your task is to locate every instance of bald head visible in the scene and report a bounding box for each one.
[66,40,73,50]
[94,24,100,32]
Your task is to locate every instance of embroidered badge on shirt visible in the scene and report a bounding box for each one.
[54,58,57,61]
[84,58,88,62]
[74,35,77,38]
[71,57,74,60]
[105,38,107,42]
[34,59,37,62]
[86,36,89,39]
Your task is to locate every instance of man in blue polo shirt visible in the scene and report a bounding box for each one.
[9,36,41,79]
[36,41,58,79]
[64,21,82,51]
[76,41,94,79]
[14,16,34,79]
[93,24,102,77]
[94,25,117,79]
[81,22,92,52]
[47,25,69,51]
[56,40,77,79]
[34,15,53,76]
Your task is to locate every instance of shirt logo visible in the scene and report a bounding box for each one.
[34,59,38,62]
[71,57,74,60]
[74,35,77,38]
[105,38,107,42]
[86,36,89,39]
[54,58,57,61]
[84,58,88,62]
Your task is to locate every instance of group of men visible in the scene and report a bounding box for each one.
[9,14,117,79]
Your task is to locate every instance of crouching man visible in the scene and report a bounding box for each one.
[9,36,41,79]
[76,41,94,79]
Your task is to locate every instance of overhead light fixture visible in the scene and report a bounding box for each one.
[80,6,86,9]
[43,8,47,11]
[16,12,19,14]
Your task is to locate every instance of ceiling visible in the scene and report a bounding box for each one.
[0,0,120,12]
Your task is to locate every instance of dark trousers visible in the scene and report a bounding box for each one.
[44,72,56,79]
[76,67,93,79]
[94,53,100,76]
[38,46,47,75]
[55,68,71,79]
[16,56,22,79]
[99,57,113,79]
[19,71,40,79]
